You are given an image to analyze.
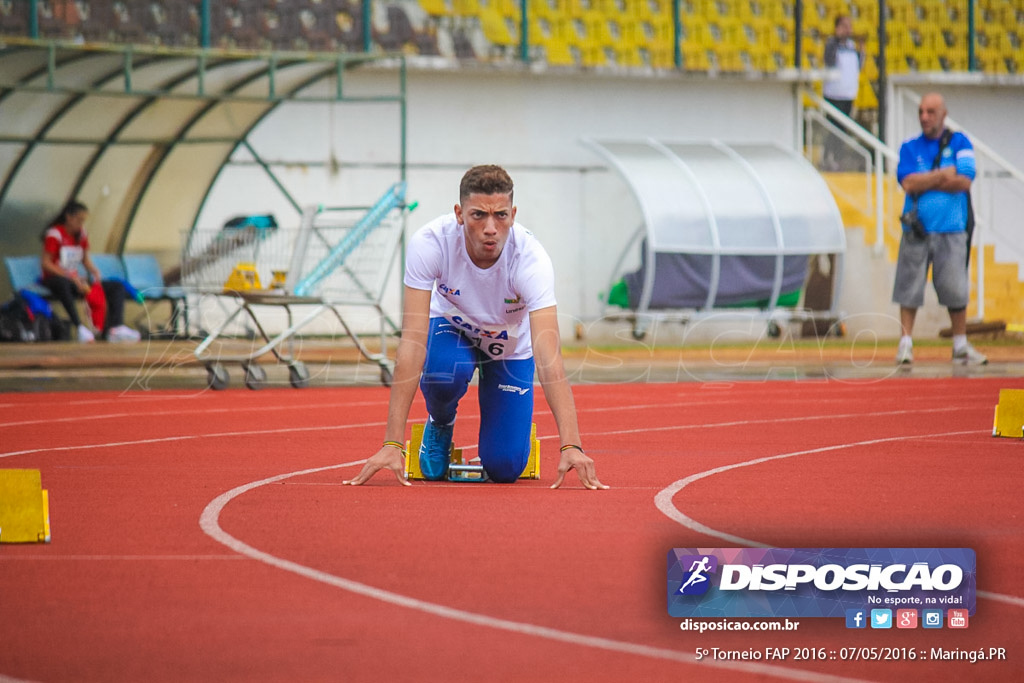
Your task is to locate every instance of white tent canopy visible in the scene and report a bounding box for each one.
[587,138,846,319]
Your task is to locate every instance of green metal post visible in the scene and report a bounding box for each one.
[673,0,681,68]
[123,47,133,93]
[29,0,39,38]
[268,55,277,99]
[519,0,529,63]
[877,0,887,144]
[363,0,372,52]
[200,0,210,48]
[794,0,803,70]
[400,56,407,185]
[968,0,977,71]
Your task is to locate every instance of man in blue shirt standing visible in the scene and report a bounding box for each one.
[893,92,986,365]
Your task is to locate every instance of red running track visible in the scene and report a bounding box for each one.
[0,377,1021,682]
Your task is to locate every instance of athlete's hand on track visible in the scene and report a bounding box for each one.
[550,448,608,490]
[343,446,412,486]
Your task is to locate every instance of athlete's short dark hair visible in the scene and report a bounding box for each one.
[459,165,514,202]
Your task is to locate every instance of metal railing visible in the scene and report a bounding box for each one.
[800,87,899,251]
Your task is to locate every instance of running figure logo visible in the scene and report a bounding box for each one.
[677,554,718,595]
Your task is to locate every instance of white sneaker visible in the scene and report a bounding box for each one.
[107,325,141,343]
[895,339,913,365]
[953,342,988,365]
[77,324,95,343]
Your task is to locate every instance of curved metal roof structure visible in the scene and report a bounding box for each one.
[587,138,846,315]
[0,40,405,297]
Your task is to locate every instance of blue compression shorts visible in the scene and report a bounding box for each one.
[419,317,535,483]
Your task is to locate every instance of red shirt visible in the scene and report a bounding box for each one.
[43,224,89,275]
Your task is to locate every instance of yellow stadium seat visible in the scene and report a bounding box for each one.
[855,78,878,110]
[452,0,481,17]
[419,0,451,17]
[539,35,577,66]
[480,8,517,46]
[713,43,744,72]
[681,42,710,70]
[887,0,914,23]
[529,0,565,20]
[939,53,968,72]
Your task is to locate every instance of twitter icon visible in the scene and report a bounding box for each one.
[870,609,892,629]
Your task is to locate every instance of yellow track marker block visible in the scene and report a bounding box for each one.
[0,469,51,543]
[992,389,1024,438]
[521,423,541,480]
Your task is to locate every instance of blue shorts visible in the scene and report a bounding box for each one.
[420,318,535,483]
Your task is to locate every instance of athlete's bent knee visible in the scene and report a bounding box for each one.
[484,460,525,484]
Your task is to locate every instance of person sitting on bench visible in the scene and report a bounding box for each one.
[40,200,140,343]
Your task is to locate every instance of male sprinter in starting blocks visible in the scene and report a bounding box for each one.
[344,165,606,490]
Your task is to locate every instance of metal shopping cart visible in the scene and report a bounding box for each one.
[183,183,406,389]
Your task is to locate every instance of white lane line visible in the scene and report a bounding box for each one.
[0,400,389,429]
[0,421,387,459]
[653,429,1024,608]
[0,391,989,431]
[199,462,871,683]
[0,405,976,462]
[0,555,245,561]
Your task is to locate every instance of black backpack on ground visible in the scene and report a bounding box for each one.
[0,294,37,342]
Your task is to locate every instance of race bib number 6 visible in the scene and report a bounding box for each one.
[444,308,516,359]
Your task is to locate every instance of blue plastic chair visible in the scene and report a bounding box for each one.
[90,253,128,281]
[3,255,52,298]
[122,253,188,337]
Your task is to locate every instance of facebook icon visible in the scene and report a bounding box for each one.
[846,609,867,629]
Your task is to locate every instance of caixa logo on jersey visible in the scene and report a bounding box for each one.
[667,548,976,618]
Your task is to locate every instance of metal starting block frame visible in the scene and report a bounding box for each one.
[992,389,1024,438]
[405,423,541,482]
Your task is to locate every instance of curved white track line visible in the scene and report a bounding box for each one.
[654,429,1024,608]
[199,462,870,682]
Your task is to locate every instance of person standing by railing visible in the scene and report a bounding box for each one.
[822,15,865,171]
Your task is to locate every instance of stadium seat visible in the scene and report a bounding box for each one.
[479,6,517,46]
[4,256,51,299]
[122,254,188,337]
[90,254,128,281]
[0,1,30,36]
[418,0,450,18]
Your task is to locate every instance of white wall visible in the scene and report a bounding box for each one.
[197,65,800,340]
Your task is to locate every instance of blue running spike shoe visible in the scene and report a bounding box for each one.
[419,417,454,480]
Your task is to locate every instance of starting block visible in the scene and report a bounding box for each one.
[405,423,541,482]
[0,469,51,543]
[992,389,1024,438]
